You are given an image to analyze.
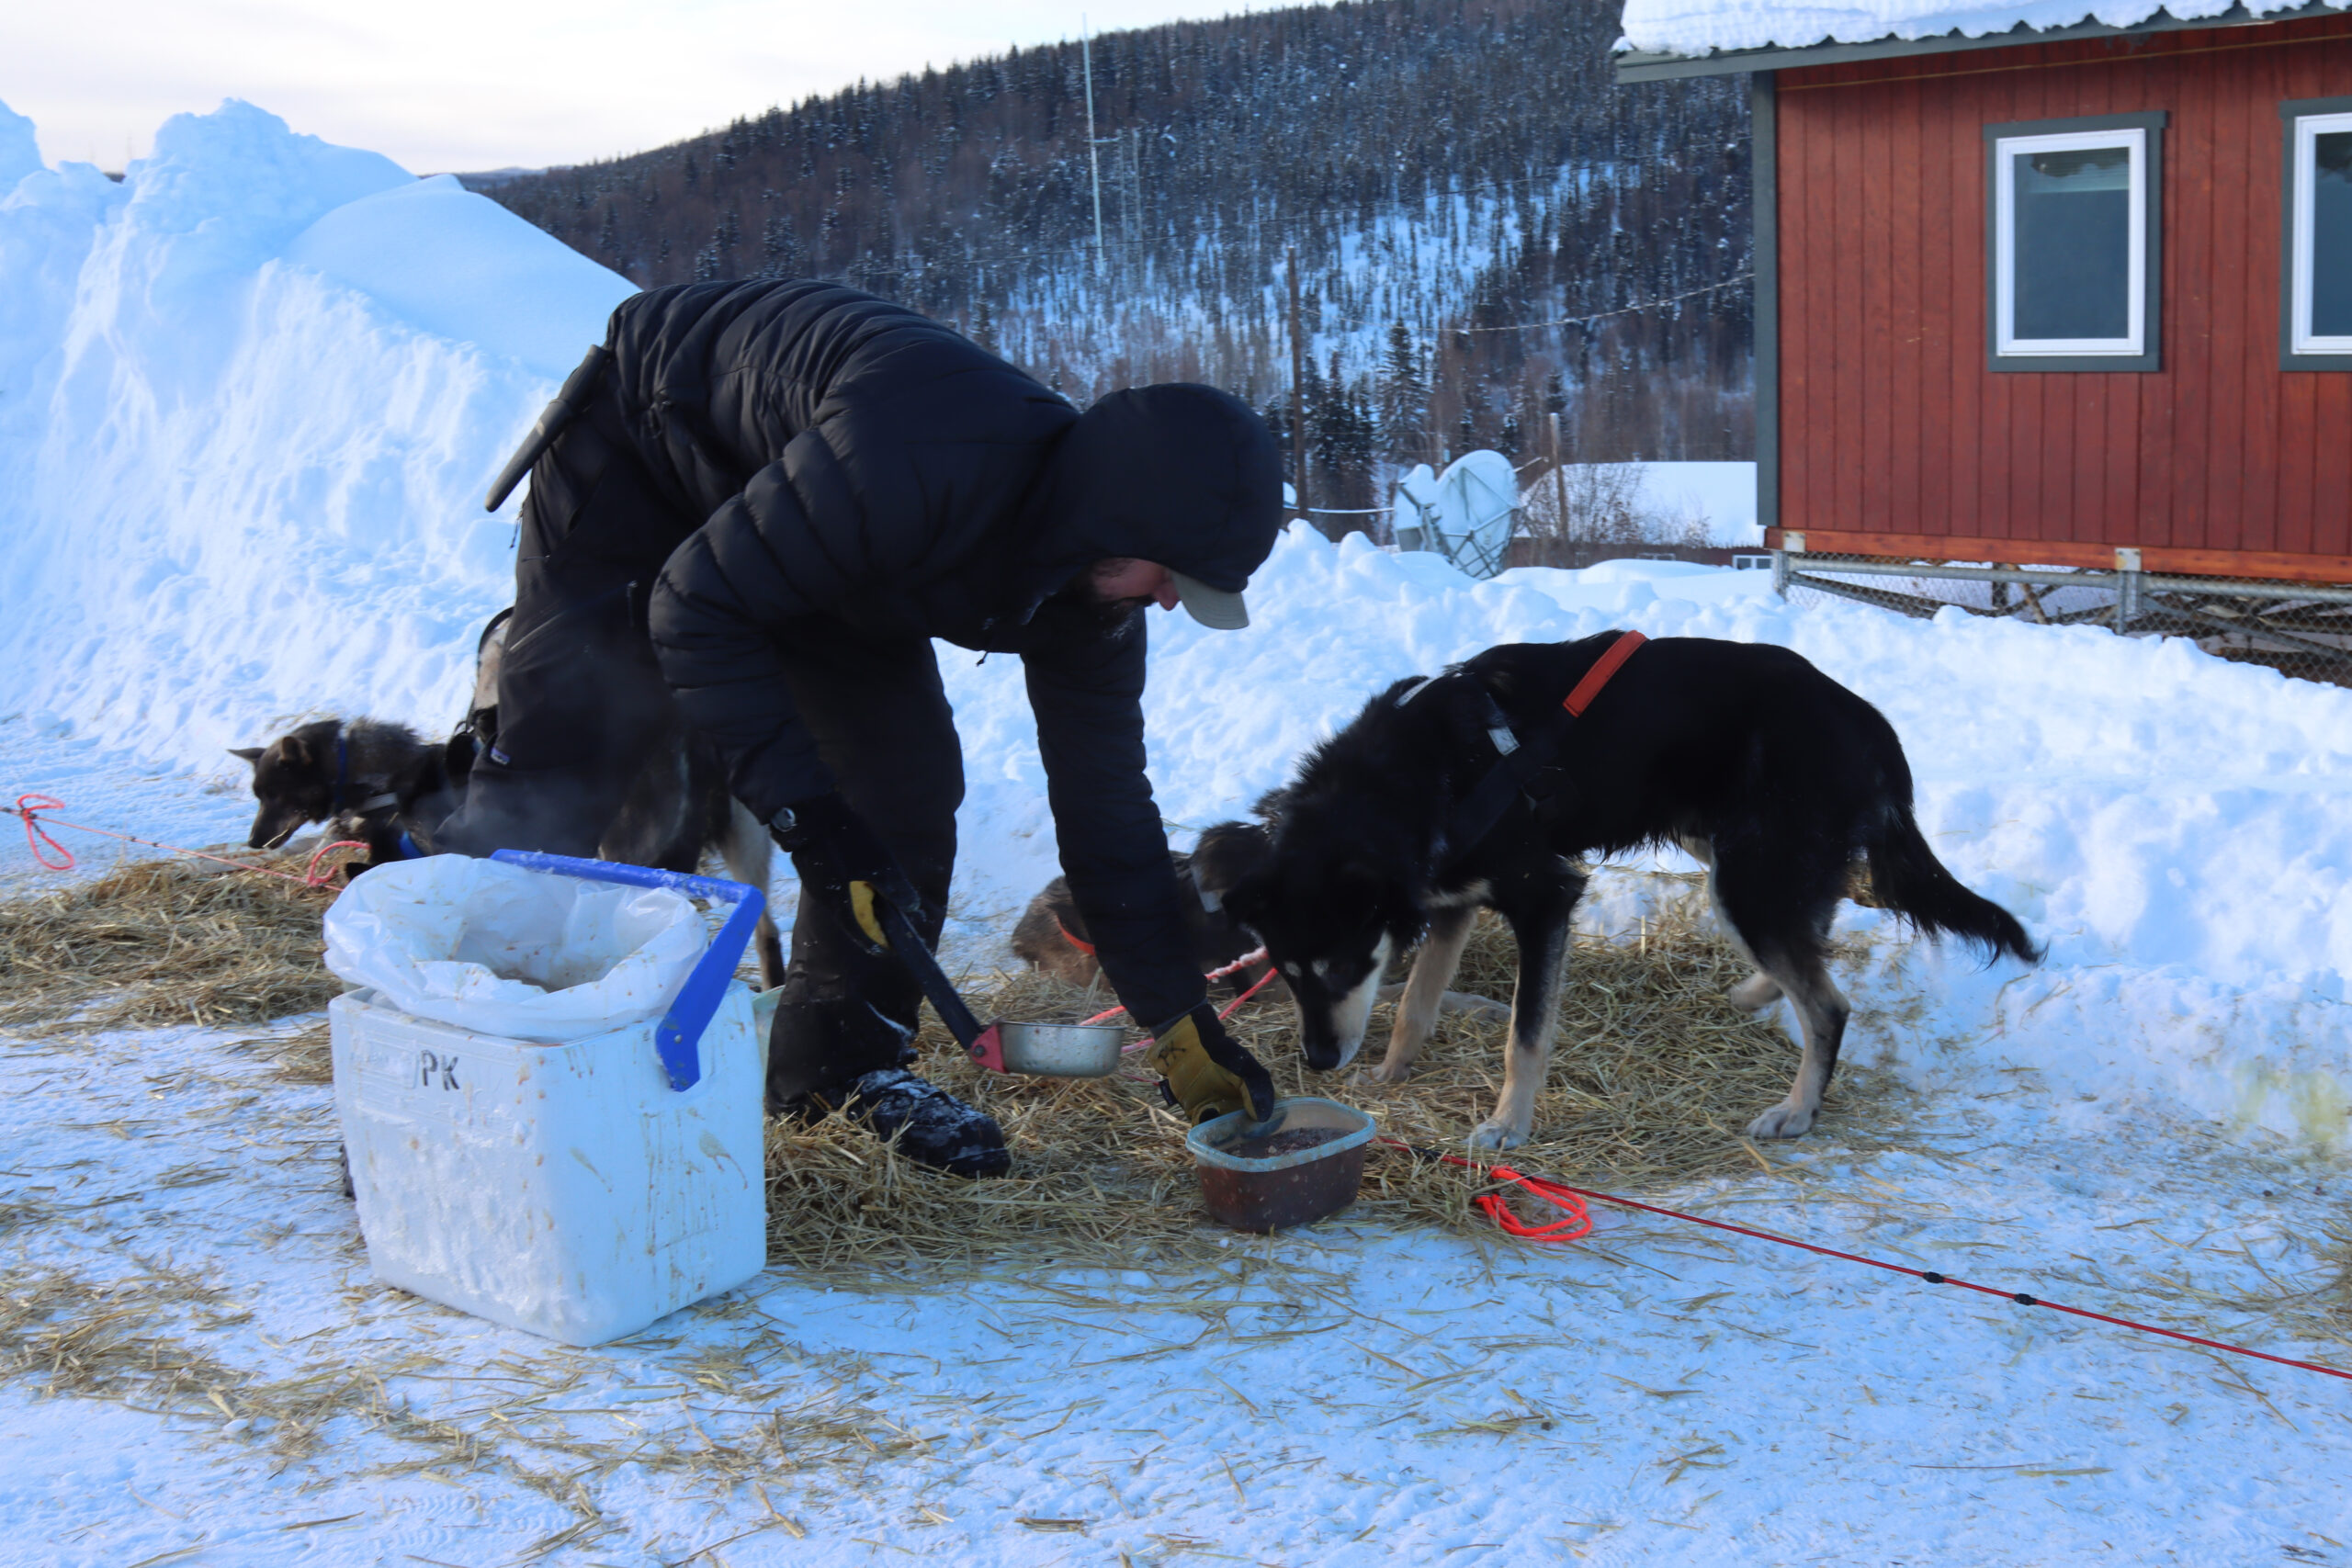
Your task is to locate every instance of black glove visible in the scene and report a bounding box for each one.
[771,793,922,953]
[1143,1002,1278,1126]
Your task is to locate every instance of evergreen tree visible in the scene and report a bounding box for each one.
[1377,320,1427,462]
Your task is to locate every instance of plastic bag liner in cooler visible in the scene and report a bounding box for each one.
[322,852,768,1346]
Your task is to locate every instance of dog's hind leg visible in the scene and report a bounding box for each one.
[721,801,786,990]
[1742,951,1849,1139]
[1680,831,1784,1013]
[1364,904,1476,1085]
[1712,839,1849,1139]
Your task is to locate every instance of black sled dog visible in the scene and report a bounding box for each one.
[1208,633,2040,1149]
[232,615,784,987]
[230,717,453,870]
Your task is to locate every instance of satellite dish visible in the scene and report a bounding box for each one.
[1389,463,1441,552]
[1392,451,1517,579]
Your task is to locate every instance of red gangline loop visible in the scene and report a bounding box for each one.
[5,793,356,887]
[303,840,372,887]
[1376,1138,1592,1242]
[14,795,76,870]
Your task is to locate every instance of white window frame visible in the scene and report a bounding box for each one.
[2287,107,2352,361]
[1993,127,2151,360]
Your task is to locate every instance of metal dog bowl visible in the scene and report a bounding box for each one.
[994,1021,1125,1077]
[1187,1097,1377,1233]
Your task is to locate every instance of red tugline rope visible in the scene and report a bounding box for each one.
[1383,1138,2352,1385]
[7,794,364,887]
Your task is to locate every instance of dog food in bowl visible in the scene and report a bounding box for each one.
[1186,1097,1376,1234]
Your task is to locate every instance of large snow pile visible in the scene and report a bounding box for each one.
[1618,0,2346,58]
[2,96,2348,1155]
[0,98,632,763]
[948,534,2352,1145]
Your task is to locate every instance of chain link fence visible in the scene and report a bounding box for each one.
[1776,552,2352,689]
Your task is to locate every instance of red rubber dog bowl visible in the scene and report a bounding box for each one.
[1186,1098,1377,1234]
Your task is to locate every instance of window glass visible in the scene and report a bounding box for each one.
[1990,124,2151,362]
[2013,147,2132,341]
[2312,129,2352,341]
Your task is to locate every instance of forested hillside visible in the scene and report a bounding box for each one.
[474,0,1751,516]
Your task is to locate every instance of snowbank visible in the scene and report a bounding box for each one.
[953,534,2352,1145]
[1618,0,2346,58]
[0,97,2346,1152]
[0,97,632,767]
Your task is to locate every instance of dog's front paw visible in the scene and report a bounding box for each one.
[1359,1057,1415,1087]
[1745,1101,1815,1140]
[1727,973,1783,1012]
[1466,1119,1528,1151]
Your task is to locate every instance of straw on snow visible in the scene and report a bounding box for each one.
[764,894,1892,1273]
[0,851,354,1032]
[0,853,1886,1271]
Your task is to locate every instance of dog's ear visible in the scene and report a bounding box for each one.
[1248,784,1294,829]
[228,747,264,766]
[279,734,312,767]
[1188,821,1271,911]
[1217,863,1275,930]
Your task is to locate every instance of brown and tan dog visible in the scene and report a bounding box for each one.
[1011,845,1509,1024]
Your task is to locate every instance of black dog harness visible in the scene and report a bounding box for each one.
[330,735,401,818]
[1442,630,1647,852]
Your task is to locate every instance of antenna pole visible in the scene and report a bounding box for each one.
[1549,410,1569,554]
[1083,18,1104,278]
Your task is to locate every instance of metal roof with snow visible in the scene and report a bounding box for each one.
[1614,0,2350,79]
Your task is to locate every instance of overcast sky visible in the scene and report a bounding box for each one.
[3,1,1272,175]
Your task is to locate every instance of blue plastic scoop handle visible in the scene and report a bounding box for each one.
[490,850,763,1091]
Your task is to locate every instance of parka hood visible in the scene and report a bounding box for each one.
[1023,384,1283,599]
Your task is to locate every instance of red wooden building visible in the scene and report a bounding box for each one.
[1620,3,2352,610]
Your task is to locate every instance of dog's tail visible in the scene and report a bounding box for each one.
[1862,804,2042,965]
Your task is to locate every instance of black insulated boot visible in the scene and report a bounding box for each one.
[842,1068,1011,1179]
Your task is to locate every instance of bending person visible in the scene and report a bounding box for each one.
[435,278,1284,1178]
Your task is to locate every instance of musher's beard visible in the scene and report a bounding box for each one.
[1048,577,1150,637]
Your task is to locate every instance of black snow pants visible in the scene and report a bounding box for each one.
[436,384,963,1107]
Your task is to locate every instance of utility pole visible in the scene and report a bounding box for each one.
[1287,247,1308,522]
[1082,17,1105,279]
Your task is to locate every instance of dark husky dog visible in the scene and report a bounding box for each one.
[232,615,785,987]
[230,717,442,864]
[1206,634,2040,1149]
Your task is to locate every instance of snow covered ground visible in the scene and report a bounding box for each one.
[4,96,2351,1566]
[6,993,2348,1567]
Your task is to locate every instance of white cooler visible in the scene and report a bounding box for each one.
[328,852,768,1346]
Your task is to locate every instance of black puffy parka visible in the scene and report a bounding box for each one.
[635,280,1283,1028]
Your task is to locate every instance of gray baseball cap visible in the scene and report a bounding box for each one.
[1170,570,1249,629]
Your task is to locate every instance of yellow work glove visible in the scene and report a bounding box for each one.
[1144,1002,1278,1126]
[847,880,890,949]
[770,794,920,955]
